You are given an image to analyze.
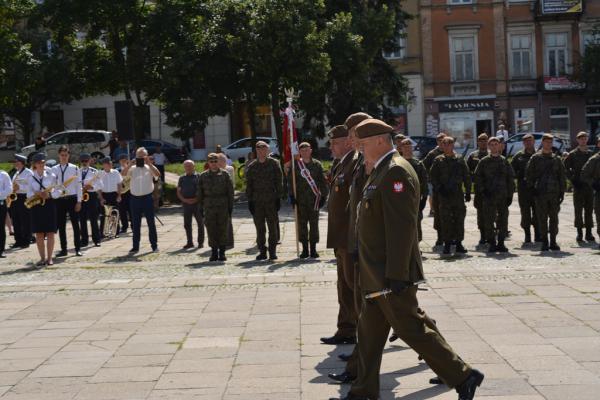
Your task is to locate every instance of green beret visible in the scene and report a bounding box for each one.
[207,153,219,161]
[327,125,348,139]
[298,142,311,149]
[355,119,393,139]
[344,112,372,130]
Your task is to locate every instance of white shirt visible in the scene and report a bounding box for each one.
[496,129,509,141]
[27,170,59,199]
[100,169,123,193]
[51,163,82,201]
[374,149,397,170]
[127,165,155,196]
[79,167,104,193]
[0,171,12,201]
[12,167,33,194]
[153,152,166,166]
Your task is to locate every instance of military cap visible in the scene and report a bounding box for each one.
[542,133,554,141]
[31,152,46,163]
[576,131,589,139]
[477,133,489,141]
[355,119,393,139]
[118,153,129,161]
[14,154,27,164]
[522,134,534,140]
[207,153,219,161]
[327,125,348,139]
[436,132,447,140]
[488,136,500,144]
[394,133,406,141]
[46,159,57,168]
[101,157,112,164]
[255,140,269,148]
[79,153,91,161]
[298,142,311,149]
[344,112,372,130]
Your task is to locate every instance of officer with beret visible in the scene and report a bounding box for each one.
[581,136,600,250]
[466,134,489,245]
[9,154,33,249]
[510,133,539,243]
[330,118,483,400]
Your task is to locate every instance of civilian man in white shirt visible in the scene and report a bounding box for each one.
[0,169,12,258]
[99,157,123,237]
[122,147,161,253]
[9,154,33,249]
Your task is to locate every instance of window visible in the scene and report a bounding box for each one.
[383,29,407,60]
[83,108,108,131]
[450,35,477,82]
[514,108,535,134]
[545,32,568,77]
[510,34,533,78]
[448,0,473,4]
[549,107,569,136]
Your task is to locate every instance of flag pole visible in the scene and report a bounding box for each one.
[285,88,300,258]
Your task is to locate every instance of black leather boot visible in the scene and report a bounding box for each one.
[455,241,468,253]
[309,242,319,258]
[541,238,549,251]
[586,227,596,241]
[487,239,497,253]
[478,232,486,245]
[299,241,309,258]
[576,228,583,242]
[209,247,218,261]
[497,238,508,253]
[218,247,227,261]
[256,247,267,261]
[268,245,278,260]
[523,228,531,244]
[442,242,451,255]
[549,236,560,251]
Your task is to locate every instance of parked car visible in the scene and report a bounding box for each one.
[128,139,188,163]
[21,130,110,163]
[409,136,437,160]
[223,137,280,163]
[505,133,566,157]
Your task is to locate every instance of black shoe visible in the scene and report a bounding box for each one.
[586,228,596,242]
[456,369,484,400]
[443,242,451,255]
[268,245,278,260]
[576,228,583,242]
[455,242,468,254]
[209,248,218,261]
[320,335,356,345]
[56,250,68,257]
[328,371,356,384]
[218,247,227,261]
[429,376,443,385]
[549,241,560,251]
[487,243,497,253]
[0,254,5,258]
[496,241,508,253]
[328,395,368,400]
[183,243,194,249]
[478,233,486,245]
[75,250,83,257]
[129,248,139,254]
[389,333,399,342]
[10,243,20,249]
[299,242,309,259]
[524,230,531,244]
[197,243,204,249]
[338,353,352,362]
[94,243,101,247]
[309,243,319,258]
[256,248,267,261]
[541,240,549,251]
[81,242,89,247]
[152,246,159,253]
[19,244,29,249]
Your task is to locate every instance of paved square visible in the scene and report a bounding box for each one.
[0,196,599,399]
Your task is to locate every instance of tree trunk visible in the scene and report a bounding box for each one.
[13,108,34,146]
[270,86,283,153]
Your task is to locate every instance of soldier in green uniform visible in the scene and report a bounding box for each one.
[400,139,428,241]
[245,141,283,260]
[564,131,596,242]
[198,153,234,261]
[289,142,329,258]
[525,134,567,251]
[474,137,515,253]
[393,133,406,153]
[430,137,471,255]
[467,134,489,245]
[330,118,484,400]
[581,137,600,250]
[511,134,538,243]
[422,132,447,246]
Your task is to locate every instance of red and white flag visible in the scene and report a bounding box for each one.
[282,105,298,164]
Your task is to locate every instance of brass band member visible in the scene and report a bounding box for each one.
[9,154,32,249]
[99,157,123,237]
[78,153,103,247]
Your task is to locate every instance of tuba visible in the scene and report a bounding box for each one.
[102,205,120,239]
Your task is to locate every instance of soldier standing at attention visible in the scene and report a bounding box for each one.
[245,141,283,260]
[581,137,600,250]
[564,131,596,242]
[289,142,328,259]
[400,139,429,242]
[177,160,204,249]
[525,134,567,251]
[422,132,447,245]
[466,134,489,245]
[430,137,471,255]
[393,133,406,152]
[474,137,515,253]
[198,153,234,262]
[511,134,538,243]
[329,118,484,400]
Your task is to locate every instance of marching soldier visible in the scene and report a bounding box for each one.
[581,136,600,250]
[9,154,32,249]
[177,160,204,249]
[99,157,123,237]
[422,132,447,245]
[289,142,328,258]
[330,118,484,400]
[467,134,489,245]
[198,153,234,262]
[245,141,283,260]
[52,145,83,257]
[78,153,103,247]
[117,154,131,234]
[474,137,515,253]
[430,137,471,255]
[525,134,567,251]
[400,139,428,241]
[511,134,538,243]
[564,131,595,242]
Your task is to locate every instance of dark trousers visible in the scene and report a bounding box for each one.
[119,192,130,231]
[100,192,120,235]
[298,204,319,243]
[182,202,204,246]
[535,193,561,238]
[252,200,278,249]
[0,201,6,254]
[335,248,357,337]
[10,194,30,247]
[56,196,81,251]
[80,192,100,245]
[130,193,158,249]
[518,185,537,233]
[573,187,594,229]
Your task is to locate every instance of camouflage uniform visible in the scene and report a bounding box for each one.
[525,152,566,244]
[564,148,594,233]
[581,153,600,242]
[423,147,444,241]
[429,154,471,245]
[198,169,234,249]
[245,157,283,251]
[467,149,488,240]
[511,149,538,239]
[293,159,329,244]
[406,158,428,241]
[474,155,515,245]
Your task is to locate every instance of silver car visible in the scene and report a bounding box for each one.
[505,133,566,157]
[223,137,280,162]
[21,130,111,162]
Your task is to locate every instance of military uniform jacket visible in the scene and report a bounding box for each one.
[246,157,283,203]
[326,150,358,249]
[564,148,593,188]
[511,149,535,189]
[357,151,425,292]
[197,169,234,211]
[347,153,365,256]
[429,154,471,197]
[525,152,566,195]
[422,146,443,173]
[467,149,489,176]
[293,159,329,206]
[406,158,428,199]
[474,155,515,200]
[581,153,600,189]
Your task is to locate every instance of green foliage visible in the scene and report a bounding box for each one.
[579,25,600,97]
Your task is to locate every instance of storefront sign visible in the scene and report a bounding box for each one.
[544,76,585,91]
[438,100,494,113]
[541,0,582,14]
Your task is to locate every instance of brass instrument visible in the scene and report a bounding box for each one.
[56,175,78,198]
[121,176,131,194]
[6,178,26,208]
[102,205,120,239]
[82,173,101,202]
[25,184,60,209]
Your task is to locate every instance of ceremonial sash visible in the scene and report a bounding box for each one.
[297,159,321,210]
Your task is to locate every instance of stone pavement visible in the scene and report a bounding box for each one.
[0,195,599,399]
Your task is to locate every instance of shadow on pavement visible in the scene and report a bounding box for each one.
[532,251,574,258]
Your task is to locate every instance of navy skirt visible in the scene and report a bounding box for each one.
[30,198,57,233]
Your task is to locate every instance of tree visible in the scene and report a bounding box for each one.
[578,25,600,97]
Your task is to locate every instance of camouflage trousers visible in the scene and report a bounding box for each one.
[204,207,231,248]
[482,197,509,241]
[298,204,320,243]
[438,193,466,243]
[474,195,484,234]
[534,193,561,238]
[252,200,279,249]
[518,185,537,232]
[573,186,594,229]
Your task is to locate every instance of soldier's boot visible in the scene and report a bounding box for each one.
[310,242,319,258]
[523,229,531,244]
[576,228,584,242]
[540,237,549,252]
[585,228,596,242]
[487,239,497,253]
[478,232,486,245]
[435,233,443,247]
[256,247,268,261]
[455,241,468,254]
[534,228,542,242]
[549,236,560,251]
[268,245,278,260]
[497,238,509,253]
[209,247,219,261]
[442,242,451,255]
[218,247,227,261]
[299,242,309,259]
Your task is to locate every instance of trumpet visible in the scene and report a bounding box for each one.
[25,184,60,209]
[102,205,120,239]
[82,173,101,202]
